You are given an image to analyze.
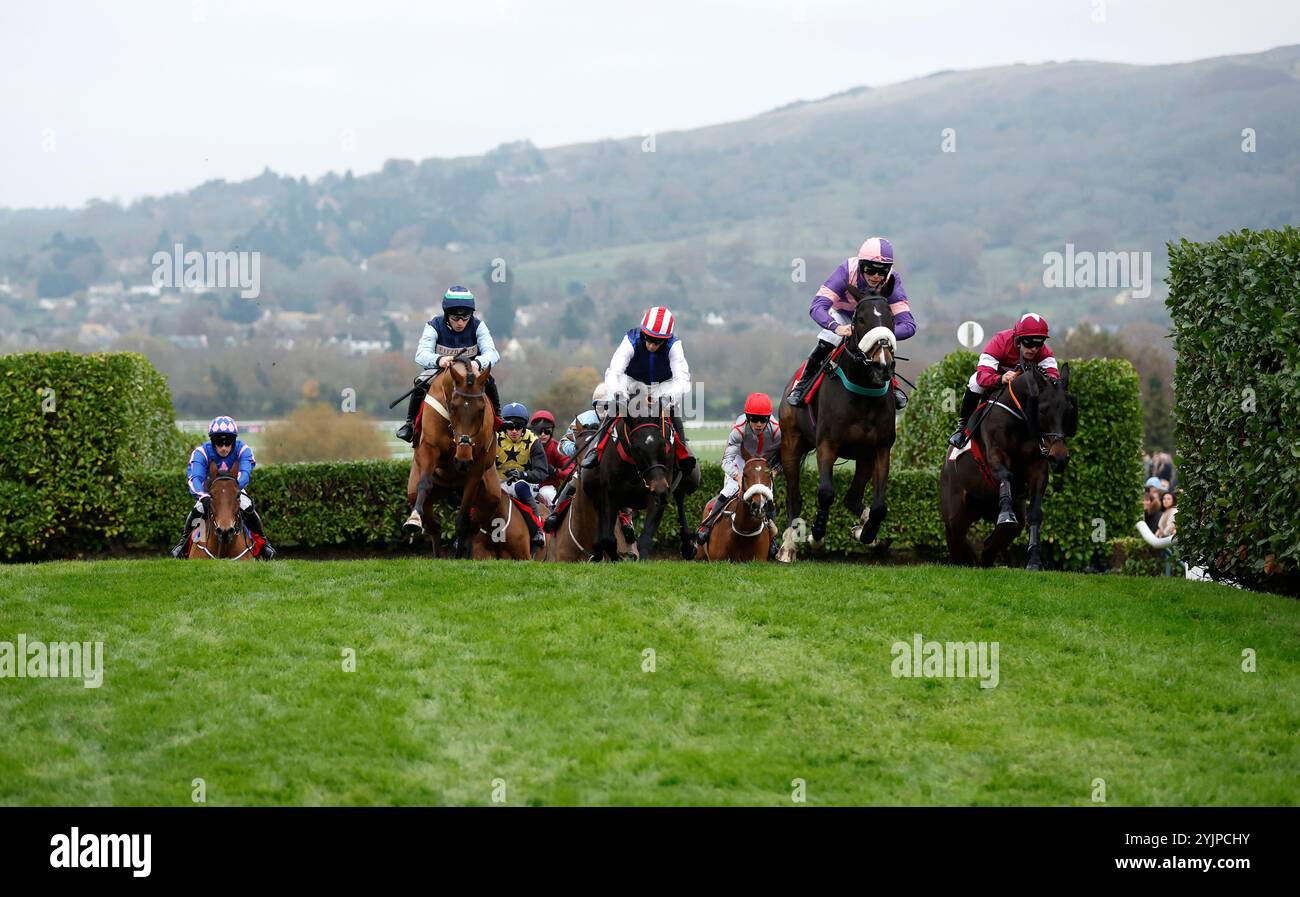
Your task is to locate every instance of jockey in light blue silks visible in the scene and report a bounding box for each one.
[787,236,917,407]
[170,416,276,560]
[395,285,501,443]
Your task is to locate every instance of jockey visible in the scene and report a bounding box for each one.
[170,416,275,560]
[948,312,1060,449]
[787,236,917,408]
[528,409,568,507]
[544,383,610,534]
[396,285,501,443]
[695,392,782,547]
[497,402,548,551]
[582,306,696,474]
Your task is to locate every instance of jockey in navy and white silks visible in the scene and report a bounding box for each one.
[396,285,502,443]
[787,236,916,408]
[583,306,696,472]
[170,416,275,559]
[696,392,782,546]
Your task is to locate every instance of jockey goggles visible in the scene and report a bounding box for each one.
[504,419,528,431]
[860,260,892,278]
[1018,337,1046,349]
[745,413,769,425]
[446,309,472,321]
[211,433,236,447]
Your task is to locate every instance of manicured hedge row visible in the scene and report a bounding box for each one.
[121,459,949,557]
[1167,227,1300,596]
[896,352,1144,569]
[0,352,187,559]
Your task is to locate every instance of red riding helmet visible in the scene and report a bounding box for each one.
[1014,312,1050,341]
[743,392,773,417]
[529,410,556,427]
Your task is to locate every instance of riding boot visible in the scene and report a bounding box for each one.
[544,478,575,533]
[395,380,430,443]
[787,340,834,406]
[618,509,637,544]
[244,505,276,560]
[526,497,546,551]
[948,388,983,448]
[893,378,908,410]
[485,375,501,418]
[695,491,729,544]
[670,414,696,477]
[170,507,202,558]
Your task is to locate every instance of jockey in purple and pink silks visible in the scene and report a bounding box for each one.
[786,236,917,408]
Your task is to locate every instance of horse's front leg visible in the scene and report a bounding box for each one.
[637,489,670,560]
[990,451,1017,527]
[810,441,838,547]
[673,485,694,559]
[857,449,890,545]
[1024,463,1048,571]
[592,490,618,562]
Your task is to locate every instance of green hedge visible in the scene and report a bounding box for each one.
[896,351,1144,570]
[121,459,948,557]
[1167,227,1300,596]
[0,352,186,559]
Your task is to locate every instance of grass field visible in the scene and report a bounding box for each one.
[1,559,1297,806]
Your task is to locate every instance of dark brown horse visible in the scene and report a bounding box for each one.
[543,426,639,562]
[583,391,697,562]
[405,360,497,558]
[694,448,776,562]
[188,465,255,560]
[939,362,1077,570]
[776,295,898,562]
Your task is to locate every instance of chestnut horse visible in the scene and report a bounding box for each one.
[404,361,497,558]
[695,449,777,562]
[464,466,535,560]
[188,466,255,560]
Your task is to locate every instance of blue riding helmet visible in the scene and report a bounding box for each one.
[208,416,238,440]
[501,402,529,428]
[442,285,475,313]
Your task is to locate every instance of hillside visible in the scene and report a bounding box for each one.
[2,46,1298,416]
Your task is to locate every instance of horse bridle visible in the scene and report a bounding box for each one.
[449,383,488,450]
[195,474,253,559]
[1004,371,1065,456]
[619,417,673,490]
[730,458,774,536]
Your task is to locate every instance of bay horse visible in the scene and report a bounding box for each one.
[939,361,1077,570]
[543,427,639,562]
[404,360,497,558]
[464,465,535,560]
[188,465,256,560]
[695,447,777,562]
[776,294,898,563]
[584,390,697,562]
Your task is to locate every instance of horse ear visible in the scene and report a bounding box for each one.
[740,443,752,462]
[1061,362,1070,392]
[1064,393,1079,437]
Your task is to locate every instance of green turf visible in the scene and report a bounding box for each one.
[1,560,1296,806]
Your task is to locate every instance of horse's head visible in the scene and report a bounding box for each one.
[850,296,896,380]
[620,410,673,496]
[1021,362,1074,473]
[205,463,242,543]
[738,445,775,521]
[448,361,490,470]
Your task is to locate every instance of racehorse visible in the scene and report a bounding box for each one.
[584,390,699,562]
[188,464,256,560]
[776,294,898,562]
[543,428,639,562]
[939,361,1077,570]
[695,447,777,562]
[404,360,497,558]
[464,465,535,560]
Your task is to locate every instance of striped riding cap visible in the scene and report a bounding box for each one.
[640,306,675,339]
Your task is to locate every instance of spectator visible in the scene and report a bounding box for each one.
[1153,451,1177,491]
[1143,489,1163,532]
[1156,492,1178,538]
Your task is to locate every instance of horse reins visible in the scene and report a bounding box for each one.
[195,475,254,560]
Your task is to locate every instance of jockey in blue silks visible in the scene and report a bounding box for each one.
[395,285,501,443]
[170,415,276,560]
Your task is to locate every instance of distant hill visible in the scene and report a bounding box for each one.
[2,45,1298,414]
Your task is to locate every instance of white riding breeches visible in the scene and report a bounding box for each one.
[194,491,253,513]
[817,309,853,346]
[539,484,557,505]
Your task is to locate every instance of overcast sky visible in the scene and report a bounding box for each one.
[3,0,1298,209]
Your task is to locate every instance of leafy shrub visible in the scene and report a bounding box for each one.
[1167,226,1300,596]
[0,351,186,558]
